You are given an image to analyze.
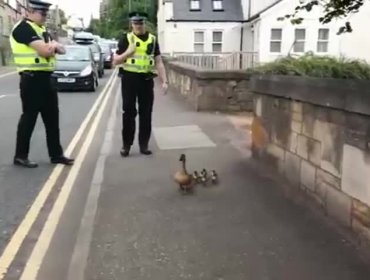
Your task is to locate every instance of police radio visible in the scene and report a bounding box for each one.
[42,31,51,62]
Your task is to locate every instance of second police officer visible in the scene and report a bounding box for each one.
[113,11,168,157]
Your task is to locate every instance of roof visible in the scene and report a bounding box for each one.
[247,0,284,22]
[169,0,244,22]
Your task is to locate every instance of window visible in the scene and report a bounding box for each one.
[8,16,11,33]
[317,28,329,52]
[190,0,200,10]
[0,17,3,35]
[294,29,306,52]
[212,0,223,10]
[194,31,204,52]
[212,31,223,52]
[270,28,282,53]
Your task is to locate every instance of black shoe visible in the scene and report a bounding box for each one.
[120,147,130,157]
[51,156,74,165]
[13,158,38,168]
[140,147,152,155]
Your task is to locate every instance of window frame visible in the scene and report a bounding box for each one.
[212,30,223,53]
[193,30,205,52]
[190,0,201,11]
[317,28,329,53]
[293,28,306,53]
[212,0,224,11]
[269,28,282,53]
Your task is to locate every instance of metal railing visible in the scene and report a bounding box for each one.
[165,52,259,70]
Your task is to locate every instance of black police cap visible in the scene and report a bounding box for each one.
[28,0,52,11]
[129,11,148,22]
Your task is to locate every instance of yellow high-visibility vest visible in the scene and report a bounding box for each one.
[122,32,156,73]
[10,20,55,72]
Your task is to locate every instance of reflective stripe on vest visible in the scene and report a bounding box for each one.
[122,32,156,74]
[10,20,55,72]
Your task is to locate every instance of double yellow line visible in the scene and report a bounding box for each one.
[0,69,118,279]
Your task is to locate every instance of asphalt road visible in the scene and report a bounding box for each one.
[0,69,115,254]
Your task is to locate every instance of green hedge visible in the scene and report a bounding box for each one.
[252,54,370,80]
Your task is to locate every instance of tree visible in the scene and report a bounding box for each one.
[92,0,157,38]
[278,0,368,34]
[59,8,68,25]
[87,18,100,34]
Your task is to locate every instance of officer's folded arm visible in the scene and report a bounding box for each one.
[29,39,56,58]
[51,40,66,54]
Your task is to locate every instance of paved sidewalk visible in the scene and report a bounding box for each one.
[78,84,370,280]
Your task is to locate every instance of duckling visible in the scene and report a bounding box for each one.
[200,169,208,185]
[174,154,193,193]
[192,171,200,183]
[210,170,218,184]
[201,169,207,177]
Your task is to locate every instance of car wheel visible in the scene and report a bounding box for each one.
[88,76,97,92]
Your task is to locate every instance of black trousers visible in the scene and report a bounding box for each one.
[15,72,63,159]
[121,74,154,149]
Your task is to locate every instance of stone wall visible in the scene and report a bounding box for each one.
[250,74,370,243]
[164,60,253,112]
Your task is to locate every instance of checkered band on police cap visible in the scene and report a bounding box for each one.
[28,0,52,11]
[129,11,149,22]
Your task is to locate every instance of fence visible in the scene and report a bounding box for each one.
[165,52,259,70]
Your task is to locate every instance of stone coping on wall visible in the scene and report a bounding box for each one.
[250,75,370,117]
[166,61,251,80]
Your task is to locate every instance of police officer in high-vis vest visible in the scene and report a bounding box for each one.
[10,0,74,168]
[113,11,168,157]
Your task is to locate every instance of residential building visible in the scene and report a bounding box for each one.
[0,0,27,65]
[15,0,27,17]
[157,0,244,54]
[241,0,370,63]
[158,0,370,64]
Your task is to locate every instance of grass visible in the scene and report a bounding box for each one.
[252,53,370,80]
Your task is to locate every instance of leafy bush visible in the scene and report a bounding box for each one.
[253,54,370,80]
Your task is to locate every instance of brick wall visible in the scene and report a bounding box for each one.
[250,75,370,243]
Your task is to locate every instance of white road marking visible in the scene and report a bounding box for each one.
[19,75,118,280]
[0,69,118,279]
[0,95,5,99]
[67,85,120,280]
[0,71,17,79]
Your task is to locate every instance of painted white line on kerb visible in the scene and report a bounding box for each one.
[0,69,117,279]
[19,75,118,280]
[0,71,16,79]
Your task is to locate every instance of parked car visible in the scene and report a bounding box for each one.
[72,31,94,41]
[102,39,118,54]
[99,43,113,69]
[73,32,105,78]
[52,45,99,92]
[88,43,105,77]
